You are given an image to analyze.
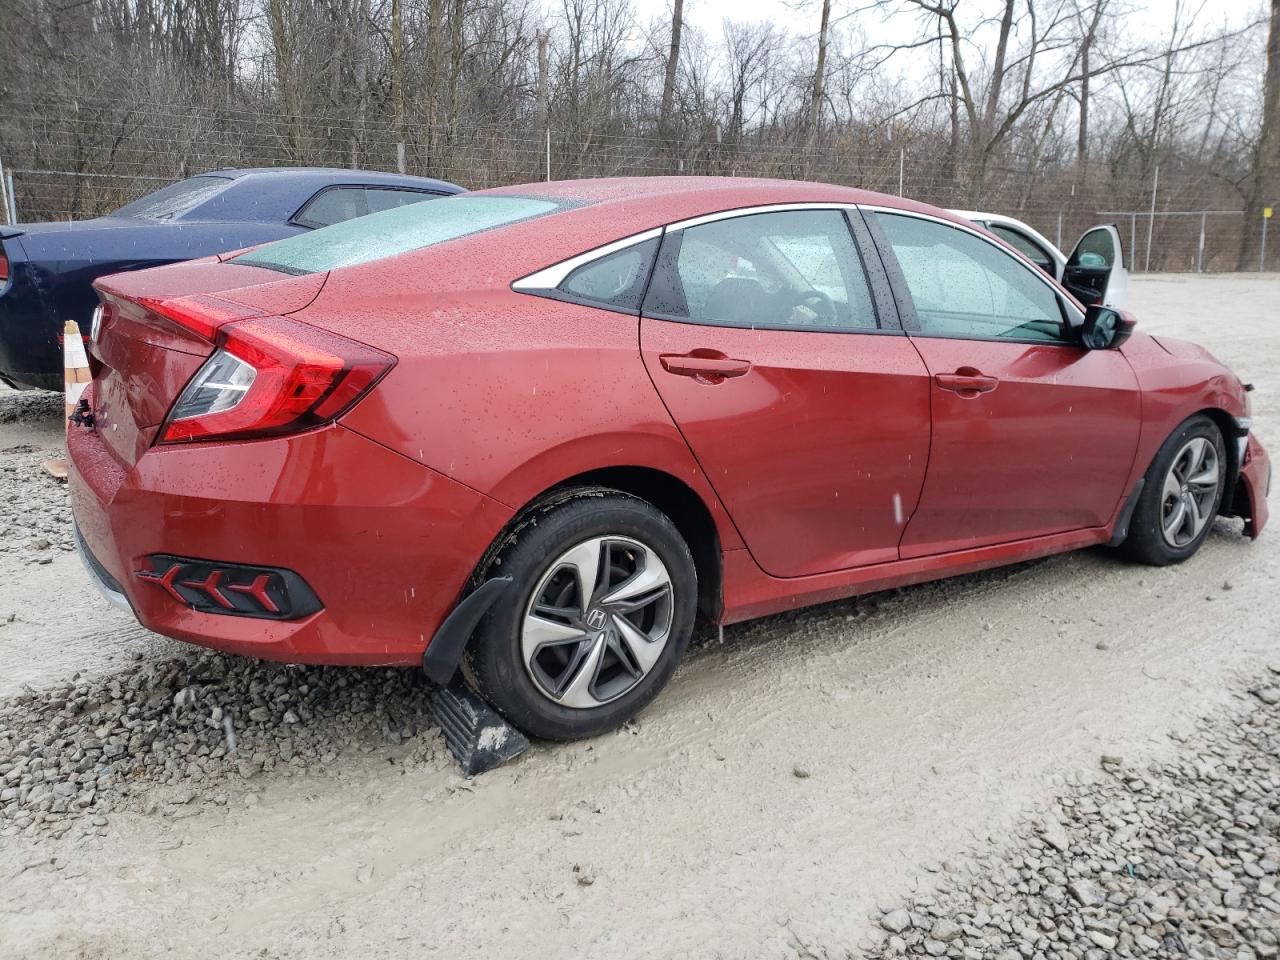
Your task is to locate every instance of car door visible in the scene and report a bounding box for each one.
[639,207,932,578]
[864,209,1141,559]
[1062,224,1128,308]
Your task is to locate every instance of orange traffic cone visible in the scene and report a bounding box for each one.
[63,319,91,417]
[41,320,88,480]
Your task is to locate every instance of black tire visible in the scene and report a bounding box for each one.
[465,490,697,741]
[1122,414,1227,566]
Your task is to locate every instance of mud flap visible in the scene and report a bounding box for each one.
[431,681,530,776]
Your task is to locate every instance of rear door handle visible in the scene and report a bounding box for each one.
[935,371,999,396]
[659,354,752,380]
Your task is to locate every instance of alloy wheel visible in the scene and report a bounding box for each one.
[521,536,674,709]
[1160,436,1220,548]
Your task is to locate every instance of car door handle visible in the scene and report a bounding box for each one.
[659,354,752,380]
[935,371,999,396]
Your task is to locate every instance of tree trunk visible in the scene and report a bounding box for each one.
[806,0,831,151]
[659,0,684,149]
[1077,2,1106,184]
[1238,0,1279,270]
[267,0,303,160]
[391,0,406,151]
[535,30,549,133]
[353,0,370,168]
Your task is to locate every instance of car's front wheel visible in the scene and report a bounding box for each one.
[1123,414,1227,566]
[466,491,698,740]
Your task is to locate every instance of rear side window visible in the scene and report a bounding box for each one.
[643,210,879,331]
[234,195,559,275]
[112,176,232,221]
[365,188,435,214]
[292,186,438,228]
[558,238,659,312]
[292,187,367,228]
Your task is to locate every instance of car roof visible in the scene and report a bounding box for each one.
[211,167,462,193]
[171,168,464,224]
[477,176,964,245]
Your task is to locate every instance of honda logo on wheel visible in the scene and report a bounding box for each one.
[586,608,608,630]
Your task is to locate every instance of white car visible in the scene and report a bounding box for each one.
[950,210,1129,310]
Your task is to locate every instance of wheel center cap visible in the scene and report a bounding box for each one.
[585,608,608,630]
[1181,484,1190,495]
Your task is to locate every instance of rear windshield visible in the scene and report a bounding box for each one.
[233,195,561,275]
[113,176,232,221]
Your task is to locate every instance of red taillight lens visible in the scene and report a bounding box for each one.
[0,249,9,284]
[159,315,395,444]
[138,294,258,342]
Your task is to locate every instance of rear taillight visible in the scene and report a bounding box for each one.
[0,248,9,284]
[159,314,395,443]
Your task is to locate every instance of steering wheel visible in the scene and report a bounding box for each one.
[786,289,838,324]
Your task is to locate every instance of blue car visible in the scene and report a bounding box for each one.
[0,167,463,390]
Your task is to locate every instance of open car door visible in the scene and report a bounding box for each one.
[1063,224,1128,309]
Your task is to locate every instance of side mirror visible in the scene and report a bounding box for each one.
[1080,304,1136,350]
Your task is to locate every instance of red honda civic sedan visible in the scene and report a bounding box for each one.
[68,177,1270,740]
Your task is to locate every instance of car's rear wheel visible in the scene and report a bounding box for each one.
[465,491,697,740]
[1122,415,1227,566]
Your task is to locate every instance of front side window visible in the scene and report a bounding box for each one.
[875,213,1067,343]
[234,195,560,275]
[643,210,878,331]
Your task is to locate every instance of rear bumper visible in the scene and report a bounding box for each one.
[67,420,513,666]
[1236,433,1270,539]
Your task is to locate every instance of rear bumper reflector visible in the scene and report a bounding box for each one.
[135,555,322,620]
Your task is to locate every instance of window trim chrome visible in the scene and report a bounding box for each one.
[511,202,864,294]
[512,227,663,292]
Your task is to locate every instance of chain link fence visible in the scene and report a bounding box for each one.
[1,99,1272,273]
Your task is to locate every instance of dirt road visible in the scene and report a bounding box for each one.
[1,274,1277,959]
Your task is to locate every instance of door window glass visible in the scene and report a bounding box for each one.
[644,210,878,330]
[989,224,1054,273]
[876,213,1067,343]
[1070,228,1116,268]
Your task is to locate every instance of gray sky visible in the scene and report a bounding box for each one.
[649,0,1262,49]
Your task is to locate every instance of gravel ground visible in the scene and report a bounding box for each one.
[0,652,452,841]
[0,273,1276,959]
[0,390,74,569]
[870,674,1280,960]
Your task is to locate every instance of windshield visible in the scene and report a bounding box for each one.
[112,176,232,221]
[233,195,561,275]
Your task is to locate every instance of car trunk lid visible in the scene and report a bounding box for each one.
[90,262,327,468]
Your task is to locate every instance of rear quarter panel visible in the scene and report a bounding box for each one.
[307,272,744,550]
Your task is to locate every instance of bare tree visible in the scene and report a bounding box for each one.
[1239,0,1279,269]
[806,0,833,149]
[658,0,685,144]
